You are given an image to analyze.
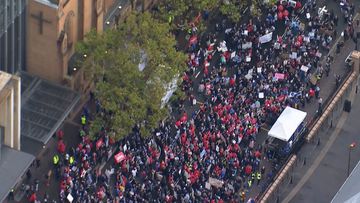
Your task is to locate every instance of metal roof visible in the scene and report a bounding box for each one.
[331,161,360,203]
[19,71,80,144]
[0,71,12,91]
[0,146,34,203]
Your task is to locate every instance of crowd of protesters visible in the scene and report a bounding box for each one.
[19,0,359,203]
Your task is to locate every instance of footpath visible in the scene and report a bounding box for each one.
[5,101,86,203]
[247,5,359,202]
[268,11,360,203]
[279,74,360,203]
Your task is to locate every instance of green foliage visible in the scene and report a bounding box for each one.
[168,87,186,105]
[155,0,217,23]
[219,0,248,23]
[250,1,262,17]
[77,12,187,140]
[192,0,219,11]
[89,116,104,140]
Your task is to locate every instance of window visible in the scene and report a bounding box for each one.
[0,125,4,145]
[0,8,4,33]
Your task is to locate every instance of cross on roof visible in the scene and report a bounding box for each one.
[31,11,51,35]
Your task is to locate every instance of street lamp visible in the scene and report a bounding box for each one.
[347,142,356,177]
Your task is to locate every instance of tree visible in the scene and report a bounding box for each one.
[155,0,218,24]
[250,0,262,17]
[77,12,187,140]
[219,0,248,23]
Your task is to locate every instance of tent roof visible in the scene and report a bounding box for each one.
[268,106,307,142]
[331,161,360,203]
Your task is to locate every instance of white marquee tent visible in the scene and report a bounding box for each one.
[268,106,307,142]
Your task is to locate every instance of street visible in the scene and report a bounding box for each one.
[6,0,360,202]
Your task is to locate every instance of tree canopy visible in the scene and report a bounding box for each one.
[154,0,218,25]
[77,12,187,140]
[219,0,250,22]
[154,0,250,24]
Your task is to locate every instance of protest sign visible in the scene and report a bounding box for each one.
[259,32,273,44]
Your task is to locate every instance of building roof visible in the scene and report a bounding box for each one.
[19,71,80,144]
[34,0,59,9]
[331,161,360,203]
[0,146,34,203]
[0,71,12,91]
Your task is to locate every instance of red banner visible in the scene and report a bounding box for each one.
[114,152,126,164]
[96,138,103,150]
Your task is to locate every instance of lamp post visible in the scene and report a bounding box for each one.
[347,142,356,177]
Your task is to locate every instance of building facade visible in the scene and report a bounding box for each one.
[0,72,35,203]
[0,71,21,151]
[26,0,156,92]
[0,0,27,74]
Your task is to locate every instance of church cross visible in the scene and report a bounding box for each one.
[31,11,51,35]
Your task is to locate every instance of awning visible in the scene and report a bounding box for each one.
[268,106,307,142]
[19,71,80,144]
[0,146,34,202]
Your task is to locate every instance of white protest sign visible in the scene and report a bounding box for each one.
[242,42,252,49]
[290,52,297,59]
[259,92,264,98]
[300,65,309,72]
[259,32,273,44]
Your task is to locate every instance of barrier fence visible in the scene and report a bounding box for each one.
[257,54,360,202]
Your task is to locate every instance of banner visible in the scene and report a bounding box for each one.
[114,152,126,164]
[259,32,273,44]
[300,65,309,72]
[96,138,103,150]
[275,73,285,80]
[208,177,224,188]
[242,42,252,49]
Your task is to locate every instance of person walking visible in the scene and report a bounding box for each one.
[318,97,323,114]
[26,169,32,180]
[247,179,252,188]
[53,154,59,169]
[315,86,320,98]
[8,189,14,200]
[81,115,86,127]
[241,191,246,202]
[257,171,262,185]
[36,159,40,168]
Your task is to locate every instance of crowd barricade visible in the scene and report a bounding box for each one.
[306,69,357,142]
[257,51,360,202]
[259,155,297,203]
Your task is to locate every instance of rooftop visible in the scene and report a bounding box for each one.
[0,71,12,91]
[34,0,59,9]
[331,160,360,203]
[19,71,80,144]
[0,146,34,203]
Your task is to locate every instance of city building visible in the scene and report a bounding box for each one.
[0,0,27,74]
[26,0,157,92]
[0,71,21,150]
[19,71,80,145]
[331,160,360,203]
[0,71,34,202]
